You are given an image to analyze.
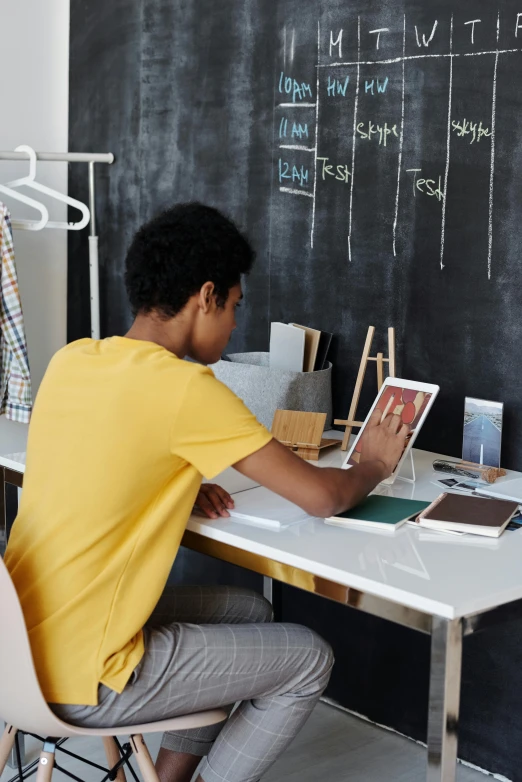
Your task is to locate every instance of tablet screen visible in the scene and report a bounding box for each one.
[346,383,434,468]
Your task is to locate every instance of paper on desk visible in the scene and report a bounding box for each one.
[228,486,316,529]
[203,468,260,495]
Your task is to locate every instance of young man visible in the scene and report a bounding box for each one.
[5,204,408,782]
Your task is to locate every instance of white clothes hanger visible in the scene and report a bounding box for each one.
[7,145,91,231]
[0,183,49,231]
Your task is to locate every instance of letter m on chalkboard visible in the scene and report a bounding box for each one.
[415,20,438,47]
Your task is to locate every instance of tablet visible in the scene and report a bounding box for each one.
[342,378,440,485]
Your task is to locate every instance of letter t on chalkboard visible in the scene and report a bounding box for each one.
[334,326,396,450]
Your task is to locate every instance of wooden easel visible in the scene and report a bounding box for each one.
[335,326,396,451]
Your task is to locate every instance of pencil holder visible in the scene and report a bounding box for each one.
[211,352,332,430]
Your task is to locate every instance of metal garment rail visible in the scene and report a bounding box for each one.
[0,150,115,339]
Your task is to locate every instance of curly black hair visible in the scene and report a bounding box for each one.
[124,203,255,318]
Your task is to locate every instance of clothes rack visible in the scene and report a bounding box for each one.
[0,150,114,340]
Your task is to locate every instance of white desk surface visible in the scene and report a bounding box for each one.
[0,418,28,472]
[3,428,522,620]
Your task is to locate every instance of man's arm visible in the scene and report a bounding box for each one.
[233,409,409,518]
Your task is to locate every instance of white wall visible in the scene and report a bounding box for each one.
[0,0,69,450]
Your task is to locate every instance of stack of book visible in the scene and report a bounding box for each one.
[324,495,430,532]
[269,322,332,372]
[325,492,518,538]
[414,493,518,538]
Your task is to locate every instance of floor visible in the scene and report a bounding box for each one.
[1,703,493,782]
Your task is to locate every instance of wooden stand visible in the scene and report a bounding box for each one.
[335,326,396,451]
[271,409,341,461]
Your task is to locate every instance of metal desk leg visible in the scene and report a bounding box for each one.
[263,577,283,621]
[0,467,6,557]
[2,473,26,769]
[263,576,273,603]
[427,617,463,782]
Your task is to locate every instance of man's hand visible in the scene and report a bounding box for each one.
[359,408,410,478]
[194,483,235,519]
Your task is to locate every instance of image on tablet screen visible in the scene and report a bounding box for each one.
[346,384,433,468]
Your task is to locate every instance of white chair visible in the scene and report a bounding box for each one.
[0,557,227,782]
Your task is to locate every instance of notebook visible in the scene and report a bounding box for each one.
[315,330,333,371]
[269,322,305,371]
[203,469,260,495]
[417,493,518,537]
[290,324,321,372]
[324,495,431,532]
[228,486,316,529]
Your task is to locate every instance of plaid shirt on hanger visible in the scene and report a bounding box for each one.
[0,204,32,423]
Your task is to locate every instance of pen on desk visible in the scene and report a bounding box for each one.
[380,394,395,424]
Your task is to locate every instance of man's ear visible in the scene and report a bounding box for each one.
[198,281,216,313]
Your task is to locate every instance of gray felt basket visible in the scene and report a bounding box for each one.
[211,352,332,430]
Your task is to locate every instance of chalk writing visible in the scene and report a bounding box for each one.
[364,77,389,95]
[369,28,389,50]
[357,121,398,146]
[278,71,313,103]
[275,10,522,274]
[279,159,310,187]
[330,29,343,58]
[327,76,350,96]
[292,122,309,138]
[279,118,310,138]
[407,169,445,202]
[452,119,492,143]
[317,157,351,183]
[415,20,438,48]
[464,19,481,45]
[321,13,522,63]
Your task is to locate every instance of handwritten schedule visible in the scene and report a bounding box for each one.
[275,10,522,278]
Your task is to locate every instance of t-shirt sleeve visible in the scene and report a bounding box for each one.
[171,367,273,479]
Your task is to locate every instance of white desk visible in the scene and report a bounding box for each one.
[3,434,522,782]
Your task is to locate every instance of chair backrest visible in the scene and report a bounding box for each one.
[0,557,71,735]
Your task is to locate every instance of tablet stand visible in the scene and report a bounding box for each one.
[396,450,416,484]
[271,409,341,461]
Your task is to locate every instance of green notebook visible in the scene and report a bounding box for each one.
[324,495,431,532]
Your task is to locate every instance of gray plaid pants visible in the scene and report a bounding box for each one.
[51,586,334,782]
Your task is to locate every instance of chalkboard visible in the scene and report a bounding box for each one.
[69,0,522,473]
[68,2,522,778]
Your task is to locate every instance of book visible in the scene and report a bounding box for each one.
[269,322,305,372]
[228,485,316,529]
[324,495,431,532]
[417,492,518,537]
[315,330,333,370]
[290,324,321,372]
[408,514,465,535]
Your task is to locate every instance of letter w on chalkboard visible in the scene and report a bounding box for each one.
[415,20,438,47]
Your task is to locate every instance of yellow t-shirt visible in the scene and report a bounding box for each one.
[5,337,271,706]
